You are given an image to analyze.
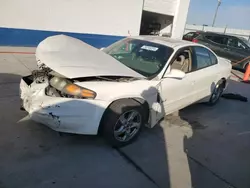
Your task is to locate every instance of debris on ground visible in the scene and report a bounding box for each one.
[221,93,248,102]
[242,80,250,84]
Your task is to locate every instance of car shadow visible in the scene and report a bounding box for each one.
[0,73,165,188]
[119,87,171,188]
[28,85,172,188]
[180,79,250,188]
[3,71,249,188]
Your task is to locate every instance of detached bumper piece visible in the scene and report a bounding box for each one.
[20,99,25,111]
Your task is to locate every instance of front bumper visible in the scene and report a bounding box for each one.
[20,77,109,135]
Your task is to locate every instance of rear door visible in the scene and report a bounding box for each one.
[191,46,220,100]
[160,47,196,115]
[202,34,230,58]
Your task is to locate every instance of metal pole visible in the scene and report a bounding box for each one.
[212,0,221,27]
[224,25,227,34]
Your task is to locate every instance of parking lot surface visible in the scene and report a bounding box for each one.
[0,47,250,188]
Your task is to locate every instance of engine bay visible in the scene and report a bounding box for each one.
[22,67,139,99]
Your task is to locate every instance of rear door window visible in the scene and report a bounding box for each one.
[192,47,214,71]
[205,35,228,46]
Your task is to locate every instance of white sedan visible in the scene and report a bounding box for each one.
[20,35,232,147]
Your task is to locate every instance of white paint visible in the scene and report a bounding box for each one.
[20,36,231,137]
[21,78,109,134]
[171,0,191,39]
[0,0,143,36]
[36,35,143,78]
[143,0,178,16]
[165,69,186,79]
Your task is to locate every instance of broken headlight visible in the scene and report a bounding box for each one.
[49,76,96,99]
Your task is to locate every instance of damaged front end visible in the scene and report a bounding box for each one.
[20,68,51,111]
[19,67,111,135]
[20,68,97,110]
[19,35,145,135]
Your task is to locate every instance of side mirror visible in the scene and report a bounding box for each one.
[164,69,186,79]
[100,47,105,51]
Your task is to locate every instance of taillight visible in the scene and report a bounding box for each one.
[192,38,199,43]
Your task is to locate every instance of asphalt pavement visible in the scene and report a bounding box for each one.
[0,47,250,188]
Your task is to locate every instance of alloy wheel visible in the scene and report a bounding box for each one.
[114,110,142,142]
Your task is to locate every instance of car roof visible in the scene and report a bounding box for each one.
[200,31,240,39]
[130,35,195,49]
[189,30,205,34]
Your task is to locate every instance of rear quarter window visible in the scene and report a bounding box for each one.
[208,51,218,65]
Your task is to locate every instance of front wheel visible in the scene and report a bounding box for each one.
[101,99,146,147]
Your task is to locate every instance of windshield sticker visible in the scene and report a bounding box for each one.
[141,45,159,51]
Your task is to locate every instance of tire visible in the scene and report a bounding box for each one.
[101,99,146,148]
[208,82,224,105]
[244,62,249,73]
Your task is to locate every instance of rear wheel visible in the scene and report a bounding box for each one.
[244,62,249,73]
[208,83,224,105]
[101,99,146,147]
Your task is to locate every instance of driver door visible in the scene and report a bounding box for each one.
[159,48,197,115]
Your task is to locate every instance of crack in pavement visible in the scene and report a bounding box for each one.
[11,54,34,73]
[0,82,20,85]
[0,95,19,99]
[187,154,237,188]
[114,147,161,188]
[114,144,237,188]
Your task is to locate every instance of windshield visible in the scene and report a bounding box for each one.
[240,37,250,48]
[104,38,174,77]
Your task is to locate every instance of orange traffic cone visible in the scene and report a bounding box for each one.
[243,64,250,82]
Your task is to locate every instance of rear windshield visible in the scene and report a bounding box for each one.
[104,39,174,77]
[184,32,200,39]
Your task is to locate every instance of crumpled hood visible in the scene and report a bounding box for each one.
[36,35,144,79]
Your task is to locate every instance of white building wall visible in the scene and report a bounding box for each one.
[142,0,190,39]
[0,0,143,36]
[143,0,178,16]
[171,0,190,39]
[0,0,191,46]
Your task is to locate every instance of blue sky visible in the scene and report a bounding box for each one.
[187,0,250,30]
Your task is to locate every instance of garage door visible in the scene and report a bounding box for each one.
[143,0,178,16]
